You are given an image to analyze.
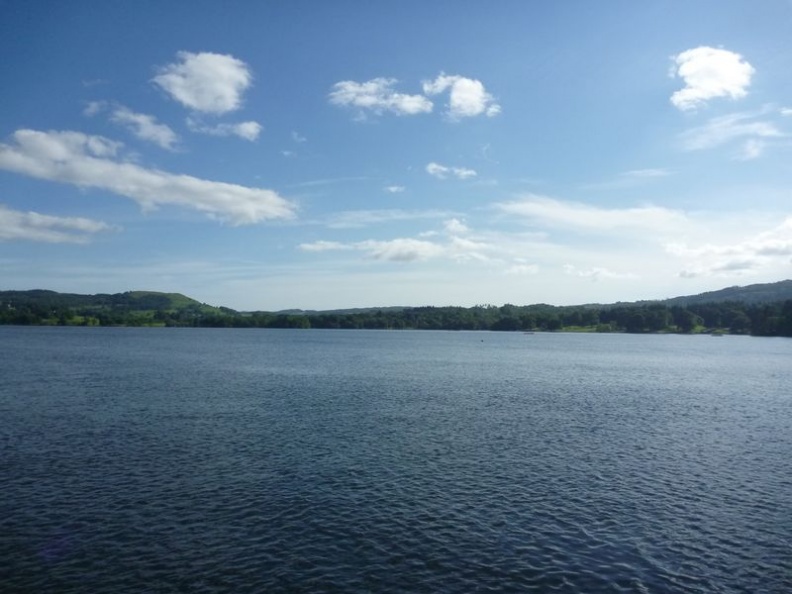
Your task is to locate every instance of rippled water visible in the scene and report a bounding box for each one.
[2,327,791,593]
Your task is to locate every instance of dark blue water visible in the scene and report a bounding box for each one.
[2,327,791,593]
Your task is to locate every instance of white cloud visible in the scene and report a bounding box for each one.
[505,262,539,275]
[426,162,477,180]
[667,217,792,278]
[563,264,639,281]
[444,218,469,234]
[0,129,295,225]
[329,78,433,117]
[0,204,114,243]
[447,235,491,262]
[84,101,180,149]
[83,101,105,117]
[584,168,673,190]
[292,131,307,143]
[384,185,405,193]
[359,238,445,262]
[670,46,755,111]
[187,117,262,141]
[738,138,765,160]
[301,237,444,262]
[497,194,688,234]
[153,51,253,114]
[781,107,792,117]
[621,168,671,179]
[301,214,495,264]
[299,240,352,253]
[680,110,784,158]
[110,105,179,150]
[325,208,450,229]
[423,73,501,119]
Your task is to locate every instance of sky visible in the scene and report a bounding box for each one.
[1,0,791,311]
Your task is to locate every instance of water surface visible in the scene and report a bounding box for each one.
[2,328,790,592]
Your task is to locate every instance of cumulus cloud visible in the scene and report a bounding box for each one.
[423,73,501,119]
[0,129,295,225]
[0,204,114,243]
[153,51,253,114]
[329,78,433,117]
[680,110,784,159]
[670,46,755,111]
[667,217,792,278]
[497,195,688,234]
[187,117,262,141]
[426,162,477,180]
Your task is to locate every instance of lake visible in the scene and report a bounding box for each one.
[1,327,790,593]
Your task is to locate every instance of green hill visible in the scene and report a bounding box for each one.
[660,280,792,306]
[0,289,229,326]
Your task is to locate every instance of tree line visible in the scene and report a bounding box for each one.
[2,297,791,337]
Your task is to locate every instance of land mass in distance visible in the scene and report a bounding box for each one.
[1,280,792,336]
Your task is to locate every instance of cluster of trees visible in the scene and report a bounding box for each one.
[2,293,792,337]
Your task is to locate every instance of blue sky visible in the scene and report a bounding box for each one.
[1,1,791,310]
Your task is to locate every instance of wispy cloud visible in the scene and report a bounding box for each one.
[325,208,451,229]
[289,176,370,189]
[620,168,671,179]
[384,185,405,194]
[300,237,444,262]
[111,106,180,149]
[443,218,469,234]
[85,101,179,150]
[504,261,539,275]
[0,204,115,243]
[670,46,754,111]
[423,73,501,119]
[667,217,792,278]
[83,101,105,117]
[298,240,352,253]
[679,110,784,159]
[563,264,639,281]
[0,129,295,225]
[301,215,496,264]
[153,51,253,114]
[583,168,672,190]
[496,194,688,234]
[186,117,262,141]
[329,78,433,118]
[426,162,477,180]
